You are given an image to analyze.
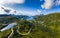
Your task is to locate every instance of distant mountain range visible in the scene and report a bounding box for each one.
[0,14,34,20]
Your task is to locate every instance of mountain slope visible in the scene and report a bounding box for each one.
[18,13,60,38]
[0,13,60,38]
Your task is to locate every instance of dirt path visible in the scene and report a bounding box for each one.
[17,25,33,35]
[8,28,14,38]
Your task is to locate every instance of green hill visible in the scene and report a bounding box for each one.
[0,15,18,29]
[0,13,60,38]
[30,13,60,38]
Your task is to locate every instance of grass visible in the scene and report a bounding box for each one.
[0,13,60,38]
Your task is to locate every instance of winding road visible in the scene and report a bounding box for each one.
[8,28,14,38]
[17,25,33,35]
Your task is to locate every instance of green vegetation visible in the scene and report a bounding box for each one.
[0,29,11,38]
[0,16,17,29]
[0,13,60,38]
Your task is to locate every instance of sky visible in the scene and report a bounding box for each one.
[0,0,60,16]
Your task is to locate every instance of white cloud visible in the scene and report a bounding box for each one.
[0,0,25,4]
[37,9,42,14]
[19,10,42,16]
[37,9,42,13]
[41,0,54,9]
[0,5,7,14]
[0,5,41,16]
[0,5,17,14]
[55,0,60,5]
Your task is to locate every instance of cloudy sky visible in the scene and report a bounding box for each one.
[0,0,60,16]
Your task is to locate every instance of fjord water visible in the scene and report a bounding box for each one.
[0,22,17,32]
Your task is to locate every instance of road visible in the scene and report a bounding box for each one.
[17,25,33,35]
[8,28,14,38]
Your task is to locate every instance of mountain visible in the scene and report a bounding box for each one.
[30,13,60,38]
[0,13,60,38]
[0,14,34,20]
[0,14,34,30]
